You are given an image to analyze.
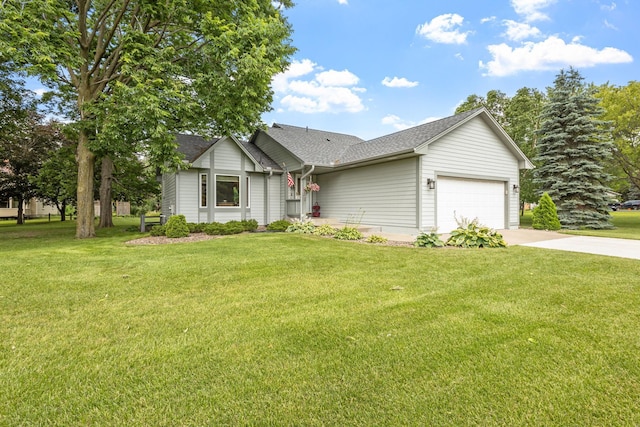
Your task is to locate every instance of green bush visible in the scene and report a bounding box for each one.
[164,215,190,238]
[313,224,337,236]
[203,222,245,236]
[149,224,166,237]
[241,219,259,232]
[334,226,363,241]
[532,192,562,230]
[415,231,445,248]
[366,234,388,244]
[187,222,206,233]
[446,218,506,248]
[286,220,316,234]
[266,220,290,232]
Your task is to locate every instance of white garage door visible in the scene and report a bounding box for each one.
[436,177,505,233]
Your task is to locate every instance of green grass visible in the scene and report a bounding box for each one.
[520,210,640,239]
[2,218,640,425]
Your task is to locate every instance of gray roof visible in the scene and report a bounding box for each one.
[266,124,365,166]
[175,134,218,162]
[340,108,482,163]
[176,134,281,171]
[263,108,487,166]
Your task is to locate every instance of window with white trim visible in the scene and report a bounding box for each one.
[216,175,240,207]
[199,173,207,208]
[245,176,250,208]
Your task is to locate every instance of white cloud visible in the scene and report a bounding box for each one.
[502,20,541,41]
[601,2,616,11]
[337,0,348,4]
[454,53,464,61]
[271,59,365,114]
[511,0,557,22]
[316,69,359,86]
[33,88,49,97]
[604,19,618,30]
[481,16,496,24]
[381,76,419,88]
[416,13,471,45]
[382,115,440,131]
[480,36,633,76]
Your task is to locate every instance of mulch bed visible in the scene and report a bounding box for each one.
[126,232,415,247]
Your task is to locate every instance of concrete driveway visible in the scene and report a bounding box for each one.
[501,229,640,260]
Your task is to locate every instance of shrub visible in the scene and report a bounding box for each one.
[164,215,190,238]
[532,192,561,230]
[313,224,337,236]
[446,217,506,248]
[366,234,388,244]
[415,231,445,248]
[334,226,363,241]
[203,222,244,236]
[286,220,316,234]
[241,219,259,232]
[187,222,206,233]
[266,220,290,232]
[149,224,166,237]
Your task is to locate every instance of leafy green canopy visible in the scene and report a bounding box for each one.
[534,68,614,229]
[0,0,295,237]
[596,82,640,199]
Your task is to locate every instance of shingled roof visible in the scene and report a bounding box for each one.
[266,123,365,166]
[175,133,281,171]
[263,108,495,167]
[340,107,482,164]
[175,134,219,163]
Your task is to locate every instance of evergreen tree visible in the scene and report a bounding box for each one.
[532,192,561,230]
[534,68,614,229]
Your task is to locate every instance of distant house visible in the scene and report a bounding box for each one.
[161,107,533,234]
[0,198,58,219]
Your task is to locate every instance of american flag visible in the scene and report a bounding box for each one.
[287,172,294,188]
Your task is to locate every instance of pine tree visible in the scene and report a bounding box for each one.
[534,68,614,229]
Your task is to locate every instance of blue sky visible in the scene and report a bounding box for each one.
[264,0,638,139]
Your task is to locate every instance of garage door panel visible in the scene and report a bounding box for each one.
[437,177,505,233]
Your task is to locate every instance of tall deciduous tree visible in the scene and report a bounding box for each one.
[534,68,614,229]
[0,116,61,224]
[505,87,546,211]
[596,81,640,198]
[33,139,78,220]
[0,0,294,238]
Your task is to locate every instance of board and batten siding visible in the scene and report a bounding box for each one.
[249,174,265,225]
[316,157,418,231]
[419,115,520,230]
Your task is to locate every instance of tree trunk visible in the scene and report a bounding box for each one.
[99,156,114,228]
[60,200,67,222]
[16,196,24,225]
[75,129,96,238]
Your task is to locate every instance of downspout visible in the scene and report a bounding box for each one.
[299,165,315,221]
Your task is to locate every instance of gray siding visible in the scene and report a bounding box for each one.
[161,173,176,217]
[177,171,199,223]
[214,139,242,170]
[420,116,520,230]
[249,174,265,225]
[254,133,299,170]
[316,157,418,230]
[268,175,283,222]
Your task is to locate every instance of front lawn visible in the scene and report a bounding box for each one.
[520,210,640,239]
[2,219,640,425]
